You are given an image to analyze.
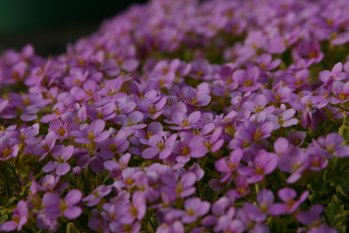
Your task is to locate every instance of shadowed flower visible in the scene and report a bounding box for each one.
[42,145,74,176]
[0,200,28,232]
[43,189,82,220]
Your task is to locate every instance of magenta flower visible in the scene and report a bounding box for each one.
[43,189,82,220]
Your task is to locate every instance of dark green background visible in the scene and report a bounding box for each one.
[0,0,147,55]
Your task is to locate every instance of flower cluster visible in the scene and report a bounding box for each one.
[1,0,349,232]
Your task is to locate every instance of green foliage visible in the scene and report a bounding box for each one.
[308,115,349,232]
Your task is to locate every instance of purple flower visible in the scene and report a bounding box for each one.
[115,111,147,130]
[72,119,110,144]
[0,136,19,161]
[269,188,309,215]
[257,189,276,215]
[42,145,74,176]
[127,191,147,222]
[256,53,281,71]
[278,147,308,183]
[83,185,112,207]
[98,128,131,160]
[215,148,243,182]
[174,133,207,163]
[202,126,224,153]
[41,102,69,123]
[296,204,323,226]
[70,80,98,102]
[182,198,210,223]
[161,172,196,200]
[228,176,250,199]
[86,102,116,121]
[287,131,306,146]
[168,111,201,130]
[270,106,298,129]
[242,94,274,116]
[229,121,274,148]
[114,96,137,115]
[43,189,82,220]
[320,62,347,84]
[182,86,211,107]
[332,81,349,103]
[142,134,177,159]
[314,133,349,158]
[293,41,323,66]
[241,150,278,183]
[137,93,167,119]
[234,66,261,92]
[156,221,184,233]
[0,200,28,232]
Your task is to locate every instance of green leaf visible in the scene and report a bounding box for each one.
[67,222,80,233]
[0,214,8,224]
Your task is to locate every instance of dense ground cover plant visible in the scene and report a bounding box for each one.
[1,0,349,232]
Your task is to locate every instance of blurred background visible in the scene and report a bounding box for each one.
[0,0,147,56]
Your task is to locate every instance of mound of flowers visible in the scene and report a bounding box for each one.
[1,0,349,232]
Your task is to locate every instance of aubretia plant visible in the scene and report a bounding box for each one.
[2,0,349,232]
